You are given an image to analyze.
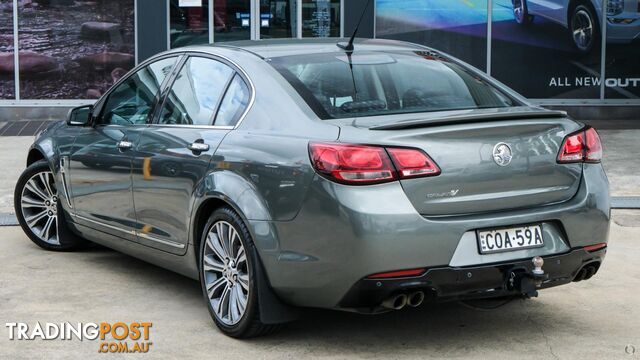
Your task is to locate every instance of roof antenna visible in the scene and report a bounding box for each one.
[337,0,372,52]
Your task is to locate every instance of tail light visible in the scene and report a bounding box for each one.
[557,127,602,164]
[309,142,440,185]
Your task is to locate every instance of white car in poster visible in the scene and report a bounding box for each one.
[513,0,640,53]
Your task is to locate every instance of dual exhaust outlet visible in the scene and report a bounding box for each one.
[381,291,425,310]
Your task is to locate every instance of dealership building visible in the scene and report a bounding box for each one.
[0,0,638,123]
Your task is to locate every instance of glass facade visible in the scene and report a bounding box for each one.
[0,0,14,99]
[302,0,340,37]
[18,0,135,100]
[260,0,297,39]
[170,0,210,48]
[0,0,342,102]
[214,0,252,42]
[375,0,640,103]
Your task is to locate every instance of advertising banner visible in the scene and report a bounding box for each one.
[376,0,640,101]
[375,0,488,71]
[490,0,602,99]
[17,0,135,100]
[604,0,640,99]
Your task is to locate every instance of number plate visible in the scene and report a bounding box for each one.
[477,224,544,254]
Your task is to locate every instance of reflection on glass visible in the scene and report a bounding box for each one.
[215,74,250,126]
[214,0,252,42]
[17,0,135,99]
[260,0,297,39]
[170,0,210,48]
[101,57,178,126]
[160,57,234,126]
[302,0,340,37]
[0,0,14,99]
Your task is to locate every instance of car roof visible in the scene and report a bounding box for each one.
[182,38,429,59]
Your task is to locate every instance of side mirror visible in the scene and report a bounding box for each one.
[67,105,93,126]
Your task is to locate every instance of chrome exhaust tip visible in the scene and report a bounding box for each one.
[407,291,425,307]
[381,294,408,310]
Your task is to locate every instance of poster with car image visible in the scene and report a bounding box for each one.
[491,0,603,99]
[17,0,135,100]
[0,0,15,99]
[604,0,640,99]
[375,0,489,70]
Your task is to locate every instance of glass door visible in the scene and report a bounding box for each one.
[170,0,210,48]
[259,0,297,39]
[302,0,340,37]
[214,0,252,42]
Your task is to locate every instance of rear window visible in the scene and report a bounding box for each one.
[269,51,517,119]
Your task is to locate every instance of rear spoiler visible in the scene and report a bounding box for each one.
[369,110,569,130]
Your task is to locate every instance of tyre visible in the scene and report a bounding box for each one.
[570,4,600,55]
[199,207,278,338]
[14,160,84,251]
[513,0,534,25]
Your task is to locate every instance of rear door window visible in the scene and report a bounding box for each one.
[159,56,234,126]
[214,74,251,127]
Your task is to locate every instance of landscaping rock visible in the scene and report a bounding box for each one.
[79,52,134,70]
[80,21,122,41]
[0,51,61,75]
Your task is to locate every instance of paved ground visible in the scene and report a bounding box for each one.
[0,220,639,359]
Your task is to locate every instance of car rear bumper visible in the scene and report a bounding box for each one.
[338,246,606,313]
[251,164,610,309]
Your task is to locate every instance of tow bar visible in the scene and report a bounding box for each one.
[506,256,549,298]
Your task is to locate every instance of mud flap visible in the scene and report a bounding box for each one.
[252,247,300,324]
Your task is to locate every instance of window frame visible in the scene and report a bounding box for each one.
[150,51,254,129]
[91,53,184,127]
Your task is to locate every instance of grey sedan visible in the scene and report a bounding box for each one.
[14,38,610,338]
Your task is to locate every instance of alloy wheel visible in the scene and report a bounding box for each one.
[513,0,525,23]
[572,9,593,51]
[20,171,59,245]
[203,221,249,326]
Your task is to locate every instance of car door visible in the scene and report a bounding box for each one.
[131,55,252,253]
[68,56,180,240]
[528,0,569,24]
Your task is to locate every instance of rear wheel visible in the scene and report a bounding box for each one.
[14,160,84,251]
[513,0,534,25]
[199,207,278,338]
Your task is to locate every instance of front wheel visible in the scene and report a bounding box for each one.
[199,207,278,338]
[570,4,600,55]
[14,160,84,251]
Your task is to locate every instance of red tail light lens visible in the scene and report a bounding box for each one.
[387,148,441,178]
[309,143,397,184]
[557,127,602,164]
[584,127,602,162]
[309,142,441,185]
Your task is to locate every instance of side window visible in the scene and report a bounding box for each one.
[100,57,178,126]
[159,57,234,126]
[215,74,250,127]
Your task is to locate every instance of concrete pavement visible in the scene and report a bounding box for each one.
[0,221,639,359]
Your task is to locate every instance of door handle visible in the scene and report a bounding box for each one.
[117,140,133,151]
[188,142,210,152]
